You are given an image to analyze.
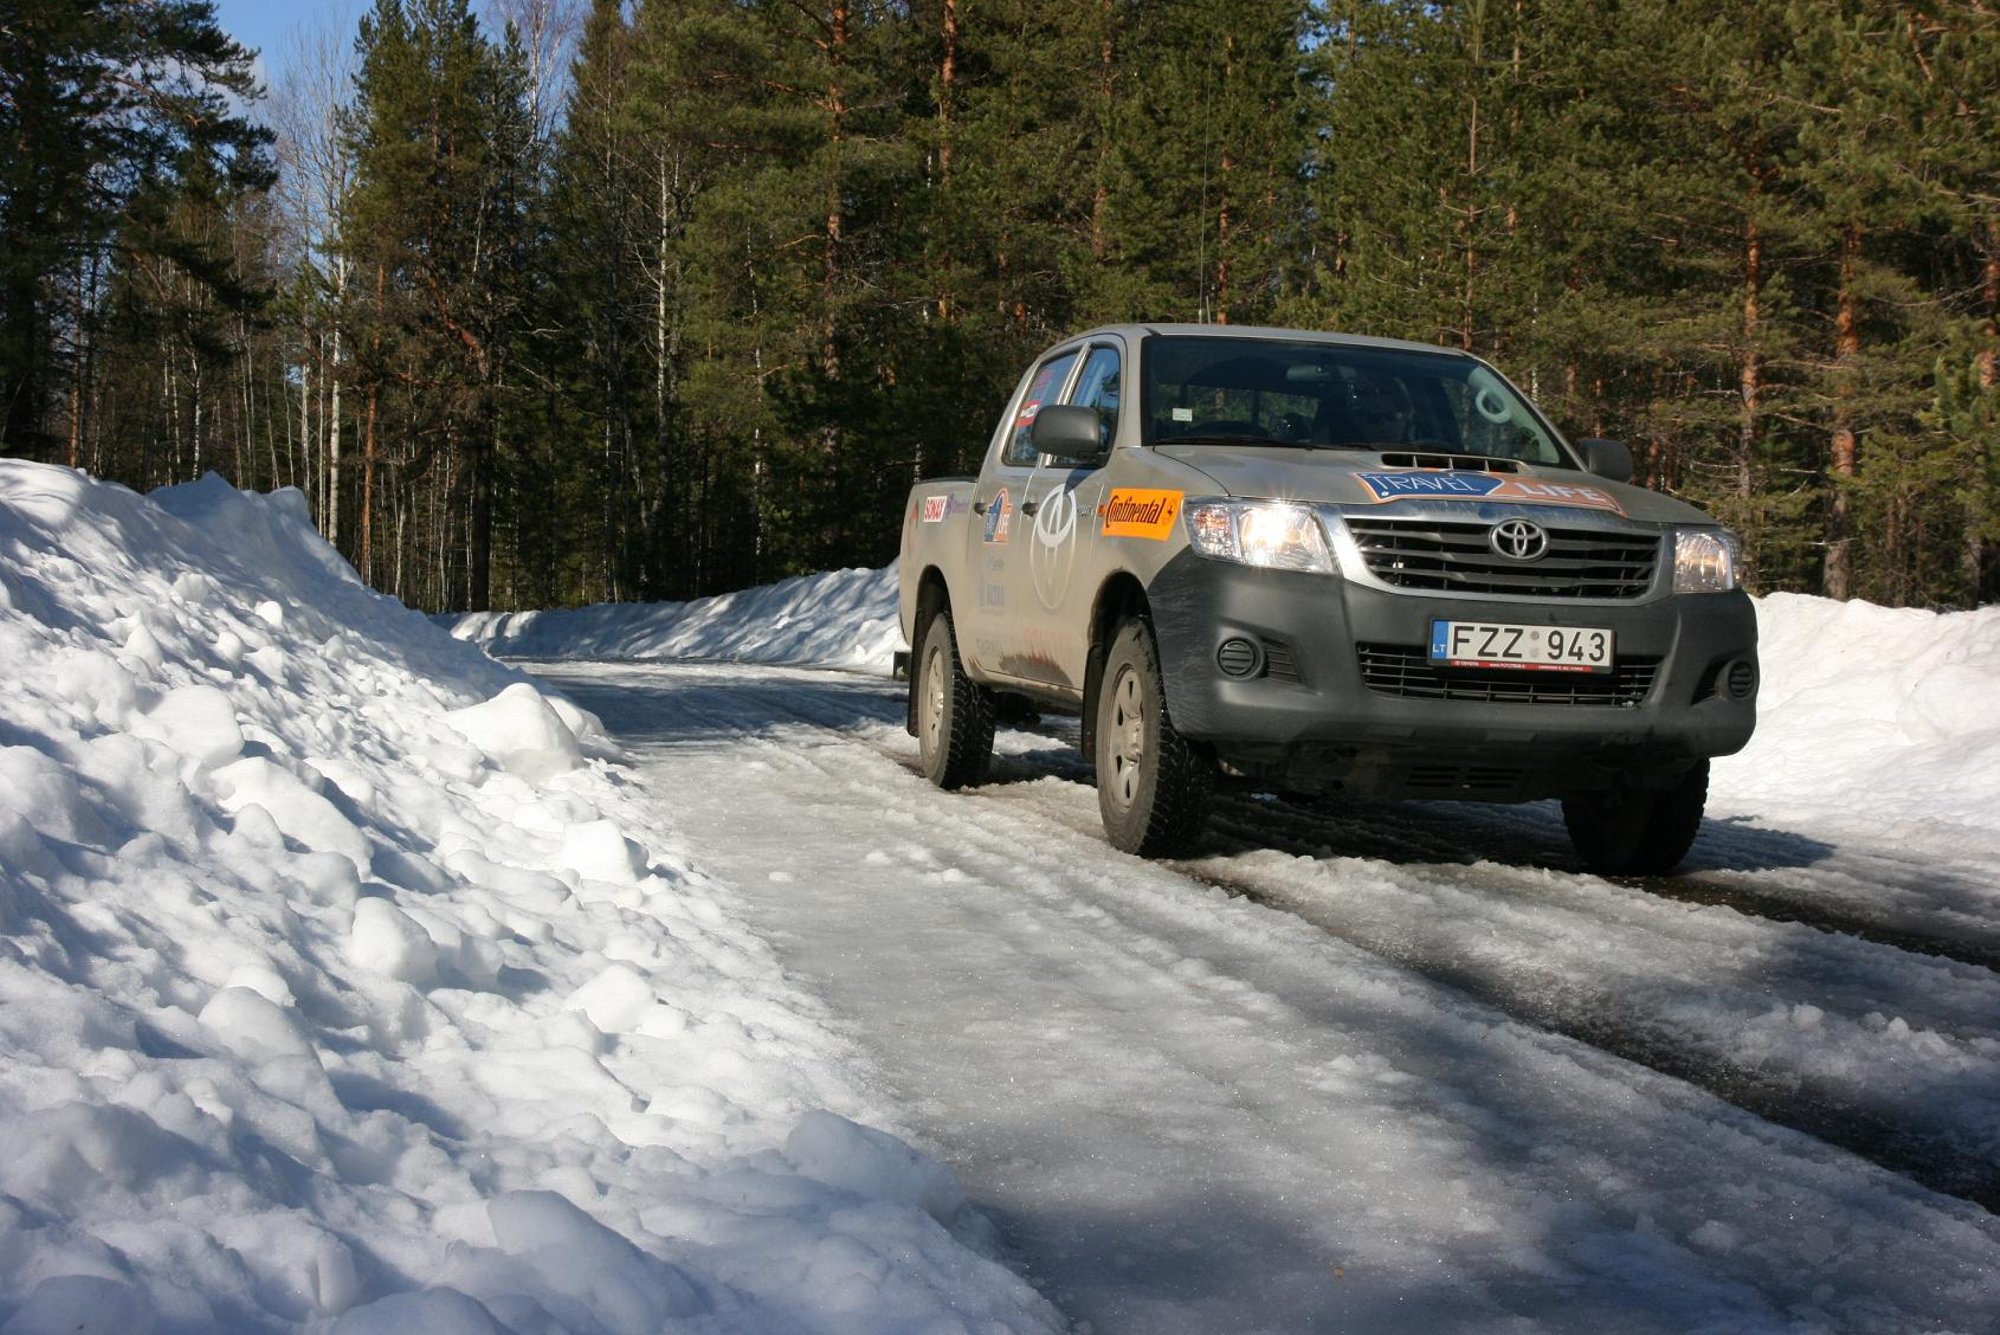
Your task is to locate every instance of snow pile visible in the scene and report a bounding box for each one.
[0,463,1057,1334]
[1709,592,2000,835]
[450,567,902,673]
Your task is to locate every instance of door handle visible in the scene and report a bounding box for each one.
[972,499,988,515]
[1020,498,1040,516]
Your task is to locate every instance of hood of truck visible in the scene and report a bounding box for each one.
[1149,444,1717,526]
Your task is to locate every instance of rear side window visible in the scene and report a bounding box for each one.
[1003,351,1079,467]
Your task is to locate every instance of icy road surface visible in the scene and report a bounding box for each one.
[539,659,2000,1334]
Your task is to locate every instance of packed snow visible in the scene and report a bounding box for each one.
[11,460,2000,1334]
[0,462,1058,1334]
[454,548,2000,1331]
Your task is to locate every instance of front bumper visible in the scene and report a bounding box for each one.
[1147,549,1758,800]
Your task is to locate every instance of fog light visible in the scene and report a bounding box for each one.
[1217,637,1262,678]
[1726,660,1758,699]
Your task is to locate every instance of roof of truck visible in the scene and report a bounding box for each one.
[1066,323,1478,359]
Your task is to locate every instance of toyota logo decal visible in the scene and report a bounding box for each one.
[1489,518,1548,561]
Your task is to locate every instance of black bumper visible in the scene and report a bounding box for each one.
[1147,550,1758,800]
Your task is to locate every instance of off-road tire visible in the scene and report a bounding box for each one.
[1095,619,1214,857]
[1562,760,1709,875]
[916,611,996,789]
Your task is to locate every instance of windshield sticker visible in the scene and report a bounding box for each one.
[1357,471,1625,515]
[1100,488,1183,540]
[983,488,1013,544]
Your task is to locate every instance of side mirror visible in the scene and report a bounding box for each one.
[1578,438,1633,483]
[1031,404,1110,467]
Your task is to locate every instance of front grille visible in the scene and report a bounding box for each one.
[1343,516,1660,599]
[1357,643,1659,706]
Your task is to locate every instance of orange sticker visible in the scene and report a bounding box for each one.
[1100,489,1183,540]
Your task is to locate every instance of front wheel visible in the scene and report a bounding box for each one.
[1095,619,1214,857]
[1562,760,1709,875]
[915,610,995,789]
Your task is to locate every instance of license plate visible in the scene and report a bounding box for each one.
[1429,620,1614,673]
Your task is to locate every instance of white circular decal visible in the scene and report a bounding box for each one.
[1030,486,1080,610]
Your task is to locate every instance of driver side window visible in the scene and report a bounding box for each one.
[1068,345,1121,452]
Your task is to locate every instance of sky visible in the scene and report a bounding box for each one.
[211,0,362,103]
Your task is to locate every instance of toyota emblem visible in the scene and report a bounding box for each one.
[1489,518,1548,561]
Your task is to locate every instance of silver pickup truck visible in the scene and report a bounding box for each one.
[897,324,1758,872]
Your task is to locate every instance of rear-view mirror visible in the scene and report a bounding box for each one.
[1032,404,1110,466]
[1578,438,1634,483]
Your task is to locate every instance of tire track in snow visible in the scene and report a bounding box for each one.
[887,733,2000,1216]
[551,662,2000,1216]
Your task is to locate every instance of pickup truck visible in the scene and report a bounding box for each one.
[897,324,1758,873]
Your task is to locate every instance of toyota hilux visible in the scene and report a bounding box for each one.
[897,324,1758,872]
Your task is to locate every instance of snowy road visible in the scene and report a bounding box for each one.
[538,659,2000,1334]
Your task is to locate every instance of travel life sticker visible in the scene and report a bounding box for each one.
[1100,488,1183,540]
[983,488,1013,544]
[1355,470,1625,515]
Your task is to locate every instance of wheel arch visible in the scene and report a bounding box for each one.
[906,566,954,736]
[1081,571,1149,759]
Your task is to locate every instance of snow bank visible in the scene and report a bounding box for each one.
[449,567,903,673]
[1710,592,2000,836]
[0,463,1057,1334]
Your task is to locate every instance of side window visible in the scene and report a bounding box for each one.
[1068,345,1121,452]
[1004,351,1079,467]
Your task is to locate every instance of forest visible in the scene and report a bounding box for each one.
[3,0,1996,613]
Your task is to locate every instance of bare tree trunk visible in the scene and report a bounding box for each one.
[935,0,960,320]
[1737,165,1763,503]
[328,274,344,547]
[1824,224,1861,601]
[1967,223,1999,601]
[1090,0,1113,264]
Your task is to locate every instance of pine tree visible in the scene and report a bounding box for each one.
[0,0,269,460]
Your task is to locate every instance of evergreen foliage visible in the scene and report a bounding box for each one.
[4,0,1997,611]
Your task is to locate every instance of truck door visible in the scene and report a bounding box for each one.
[1011,340,1122,695]
[967,346,1081,683]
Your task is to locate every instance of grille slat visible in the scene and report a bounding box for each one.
[1346,516,1661,599]
[1357,643,1659,706]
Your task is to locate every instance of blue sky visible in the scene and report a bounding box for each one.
[211,0,362,96]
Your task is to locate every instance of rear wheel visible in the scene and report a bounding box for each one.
[1095,619,1214,856]
[916,611,995,789]
[1562,760,1709,875]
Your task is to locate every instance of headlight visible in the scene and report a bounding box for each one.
[1674,528,1743,593]
[1184,500,1336,573]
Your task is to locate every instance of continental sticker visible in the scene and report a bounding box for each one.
[1356,470,1625,515]
[1100,488,1183,540]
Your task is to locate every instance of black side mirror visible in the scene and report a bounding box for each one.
[1031,404,1111,467]
[1578,438,1633,483]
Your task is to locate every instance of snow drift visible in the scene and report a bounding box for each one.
[449,567,902,674]
[0,462,1057,1334]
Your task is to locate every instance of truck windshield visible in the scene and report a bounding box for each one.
[1141,336,1574,467]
